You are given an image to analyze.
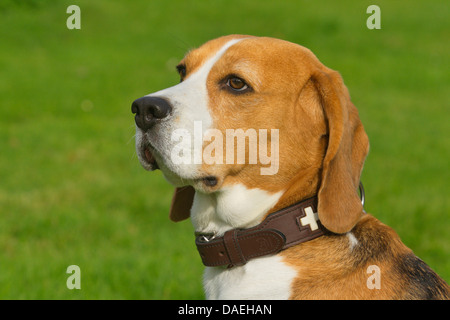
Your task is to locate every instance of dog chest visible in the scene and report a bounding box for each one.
[202,254,297,299]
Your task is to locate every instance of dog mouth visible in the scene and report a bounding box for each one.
[139,143,160,170]
[137,139,221,190]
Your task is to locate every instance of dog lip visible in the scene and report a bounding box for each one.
[141,144,159,170]
[144,147,154,164]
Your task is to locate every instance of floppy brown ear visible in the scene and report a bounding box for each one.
[169,186,195,222]
[312,69,369,234]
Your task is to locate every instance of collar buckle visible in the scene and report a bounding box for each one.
[195,233,217,243]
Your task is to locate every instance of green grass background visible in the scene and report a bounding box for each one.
[0,0,448,299]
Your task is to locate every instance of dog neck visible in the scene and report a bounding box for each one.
[270,166,321,213]
[190,167,322,237]
[195,195,324,268]
[190,183,284,237]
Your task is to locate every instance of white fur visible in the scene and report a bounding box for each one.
[347,232,358,250]
[191,183,283,237]
[203,255,297,300]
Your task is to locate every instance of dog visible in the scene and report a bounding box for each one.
[132,35,449,299]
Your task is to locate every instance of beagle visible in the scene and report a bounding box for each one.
[132,35,449,299]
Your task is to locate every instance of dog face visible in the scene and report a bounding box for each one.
[132,37,243,188]
[133,35,369,234]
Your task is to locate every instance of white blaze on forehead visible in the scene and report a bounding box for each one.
[147,37,244,129]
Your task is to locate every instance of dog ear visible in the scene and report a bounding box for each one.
[312,69,369,234]
[169,186,195,222]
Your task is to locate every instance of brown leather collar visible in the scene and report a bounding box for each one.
[195,196,326,268]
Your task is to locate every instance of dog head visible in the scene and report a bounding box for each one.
[133,35,369,234]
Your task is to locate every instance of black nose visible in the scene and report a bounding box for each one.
[131,96,172,131]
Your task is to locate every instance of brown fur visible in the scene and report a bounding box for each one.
[168,35,449,299]
[283,215,449,299]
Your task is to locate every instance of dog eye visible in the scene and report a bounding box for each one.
[227,77,248,91]
[176,64,187,82]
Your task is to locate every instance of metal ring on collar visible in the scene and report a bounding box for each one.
[359,181,365,207]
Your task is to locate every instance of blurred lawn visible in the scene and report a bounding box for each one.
[0,0,448,299]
